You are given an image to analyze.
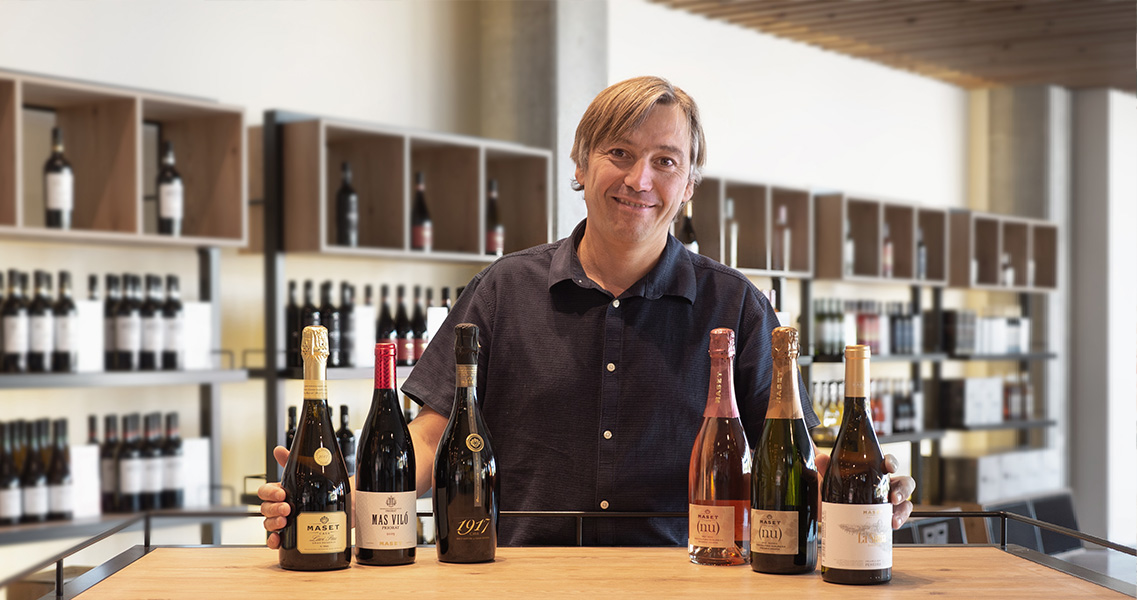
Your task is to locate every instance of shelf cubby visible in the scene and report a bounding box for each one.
[916,208,948,284]
[686,177,722,263]
[0,76,15,227]
[1031,224,1058,289]
[883,203,915,280]
[816,193,880,280]
[770,186,812,276]
[410,136,480,254]
[726,181,768,271]
[949,209,1059,293]
[485,144,551,255]
[325,123,405,251]
[1002,219,1029,288]
[974,215,1001,286]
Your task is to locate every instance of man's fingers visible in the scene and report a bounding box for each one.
[257,482,286,503]
[890,474,916,504]
[260,500,290,519]
[892,500,913,530]
[267,532,281,550]
[274,446,290,469]
[883,454,900,473]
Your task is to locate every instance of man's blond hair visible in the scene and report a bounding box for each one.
[570,76,706,191]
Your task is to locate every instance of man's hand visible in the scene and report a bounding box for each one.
[258,446,290,550]
[816,453,915,530]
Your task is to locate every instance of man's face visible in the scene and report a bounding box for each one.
[575,103,696,249]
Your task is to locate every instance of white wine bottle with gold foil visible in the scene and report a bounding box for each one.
[279,326,352,571]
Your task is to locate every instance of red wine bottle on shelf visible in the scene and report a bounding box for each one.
[394,285,414,367]
[52,271,78,373]
[286,280,300,369]
[355,342,416,566]
[116,414,144,513]
[3,269,29,373]
[376,284,395,343]
[279,325,352,571]
[162,275,184,371]
[46,419,72,521]
[751,327,818,574]
[772,204,791,271]
[340,283,355,367]
[100,414,118,513]
[688,327,750,566]
[411,285,427,361]
[115,276,141,372]
[0,422,22,525]
[141,413,164,510]
[157,140,183,236]
[104,274,120,371]
[140,275,164,371]
[161,413,184,509]
[319,281,342,368]
[285,405,297,451]
[44,127,74,230]
[485,179,504,257]
[441,287,452,312]
[820,345,891,585]
[21,421,48,523]
[336,405,356,476]
[411,172,432,252]
[27,270,54,373]
[434,323,498,564]
[335,162,359,247]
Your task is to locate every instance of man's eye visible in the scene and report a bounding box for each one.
[609,148,628,158]
[659,157,676,167]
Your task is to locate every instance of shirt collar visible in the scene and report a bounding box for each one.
[548,219,697,303]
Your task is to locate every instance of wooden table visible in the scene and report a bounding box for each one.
[75,546,1129,599]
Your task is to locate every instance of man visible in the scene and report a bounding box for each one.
[260,76,915,547]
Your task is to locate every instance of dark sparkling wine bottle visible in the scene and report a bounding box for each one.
[285,405,297,451]
[355,342,416,566]
[100,415,119,513]
[21,421,48,523]
[2,269,29,373]
[820,345,892,585]
[27,270,53,373]
[286,280,301,369]
[433,323,498,564]
[335,162,359,247]
[161,276,184,370]
[0,422,23,526]
[44,127,73,230]
[279,326,351,571]
[336,405,355,475]
[52,271,78,373]
[157,140,183,236]
[752,327,818,574]
[161,413,184,509]
[340,283,354,367]
[320,281,342,368]
[410,172,431,251]
[104,274,120,371]
[46,419,73,521]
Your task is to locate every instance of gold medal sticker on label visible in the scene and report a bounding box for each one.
[314,447,332,466]
[303,381,327,399]
[466,433,485,452]
[456,365,477,388]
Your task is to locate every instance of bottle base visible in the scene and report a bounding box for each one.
[821,567,892,585]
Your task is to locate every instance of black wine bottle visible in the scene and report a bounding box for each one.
[394,285,413,367]
[752,327,818,574]
[340,283,355,367]
[161,413,184,509]
[336,405,356,476]
[140,413,164,510]
[116,414,144,513]
[411,285,427,361]
[285,405,297,451]
[100,414,118,513]
[162,275,184,370]
[376,284,395,342]
[21,421,48,523]
[336,162,359,247]
[433,323,498,564]
[11,419,27,476]
[157,140,183,236]
[87,415,98,446]
[115,276,141,371]
[52,271,78,372]
[0,272,5,360]
[411,172,432,251]
[355,342,416,566]
[2,269,29,373]
[299,281,321,367]
[44,127,74,230]
[278,325,352,571]
[0,422,23,526]
[47,419,72,521]
[287,280,301,369]
[104,274,120,371]
[485,179,504,257]
[820,345,891,585]
[441,287,452,312]
[678,201,698,253]
[27,270,54,373]
[320,281,342,368]
[140,275,164,371]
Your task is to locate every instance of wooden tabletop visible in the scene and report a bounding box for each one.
[75,546,1127,599]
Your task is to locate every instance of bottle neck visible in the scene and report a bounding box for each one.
[374,351,396,391]
[703,355,740,418]
[766,355,804,419]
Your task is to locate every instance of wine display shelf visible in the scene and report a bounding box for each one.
[947,351,1058,362]
[0,69,246,246]
[951,419,1057,433]
[817,429,947,449]
[811,352,950,364]
[812,352,1056,364]
[0,369,248,390]
[949,210,1058,292]
[250,366,414,381]
[0,506,253,546]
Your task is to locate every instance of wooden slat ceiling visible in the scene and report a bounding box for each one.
[652,0,1136,92]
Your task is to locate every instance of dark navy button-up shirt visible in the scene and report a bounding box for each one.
[402,219,817,547]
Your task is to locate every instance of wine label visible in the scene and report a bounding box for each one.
[751,509,799,555]
[142,316,163,352]
[456,364,476,388]
[455,516,493,539]
[397,338,415,363]
[296,511,348,554]
[355,490,416,550]
[412,224,432,251]
[313,447,332,467]
[820,502,892,570]
[119,458,144,494]
[116,315,141,352]
[101,458,117,493]
[689,504,734,548]
[46,171,74,211]
[23,485,48,516]
[164,315,184,352]
[163,455,183,490]
[49,484,73,514]
[30,314,53,353]
[159,180,184,219]
[413,337,426,361]
[3,316,29,354]
[303,381,327,400]
[487,226,504,256]
[0,488,21,518]
[143,456,163,493]
[55,315,76,351]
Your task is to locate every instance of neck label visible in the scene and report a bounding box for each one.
[456,364,476,388]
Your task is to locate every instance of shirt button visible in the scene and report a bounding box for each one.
[600,500,610,510]
[603,430,613,440]
[612,299,620,308]
[606,363,615,372]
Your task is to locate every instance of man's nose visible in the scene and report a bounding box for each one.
[624,158,653,192]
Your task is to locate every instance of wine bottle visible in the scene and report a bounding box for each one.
[844,220,856,276]
[335,162,359,247]
[678,201,698,254]
[140,275,164,371]
[157,140,183,236]
[0,272,5,361]
[285,405,297,450]
[411,172,432,252]
[434,324,498,563]
[376,284,395,342]
[162,275,184,370]
[161,413,184,509]
[916,227,927,281]
[287,280,300,369]
[485,179,504,257]
[279,325,352,571]
[116,414,144,512]
[115,276,141,371]
[100,414,118,513]
[2,269,29,373]
[340,283,355,367]
[355,342,417,566]
[300,280,321,354]
[394,285,414,367]
[882,222,894,278]
[104,274,119,371]
[21,421,48,523]
[47,419,72,521]
[441,287,452,312]
[688,327,750,566]
[751,327,818,574]
[87,415,98,446]
[363,284,373,307]
[88,274,98,301]
[11,419,27,476]
[724,198,739,269]
[28,270,54,373]
[141,413,164,510]
[773,204,792,271]
[37,419,51,468]
[0,422,23,526]
[320,281,342,368]
[44,127,74,230]
[411,285,427,361]
[820,345,891,585]
[52,271,78,372]
[336,405,356,476]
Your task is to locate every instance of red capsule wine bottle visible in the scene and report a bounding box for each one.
[355,342,416,566]
[411,172,432,251]
[434,323,498,563]
[688,327,751,566]
[752,327,818,574]
[279,326,351,571]
[820,345,891,585]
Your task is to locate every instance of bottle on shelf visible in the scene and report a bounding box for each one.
[916,226,927,281]
[44,127,74,230]
[21,421,48,523]
[1002,252,1015,287]
[141,413,164,510]
[340,283,355,368]
[87,415,98,446]
[11,419,27,476]
[162,275,184,371]
[157,140,184,236]
[3,269,29,373]
[335,162,359,248]
[355,342,417,566]
[28,270,54,373]
[286,280,300,369]
[843,220,856,276]
[411,285,427,361]
[0,272,4,360]
[0,422,23,526]
[751,327,818,574]
[678,201,698,254]
[820,345,891,585]
[881,222,893,278]
[37,419,51,468]
[336,405,356,476]
[319,281,342,368]
[161,412,184,509]
[411,172,432,252]
[279,325,352,571]
[140,275,165,371]
[104,274,120,371]
[114,275,142,371]
[299,280,321,366]
[772,204,791,271]
[87,274,98,301]
[116,414,144,513]
[363,285,373,307]
[688,327,750,566]
[285,405,297,451]
[441,287,452,312]
[52,270,78,373]
[376,284,395,343]
[485,179,504,257]
[100,414,118,514]
[46,419,72,521]
[724,198,738,269]
[394,285,414,367]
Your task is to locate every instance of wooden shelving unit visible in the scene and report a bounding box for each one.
[949,209,1057,292]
